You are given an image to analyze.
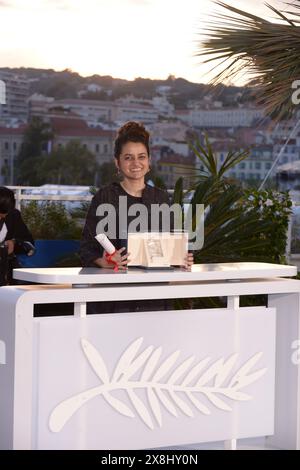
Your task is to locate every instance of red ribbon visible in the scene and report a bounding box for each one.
[105,250,119,272]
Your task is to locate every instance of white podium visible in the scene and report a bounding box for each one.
[0,262,300,450]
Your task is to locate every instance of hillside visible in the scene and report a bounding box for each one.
[0,67,253,108]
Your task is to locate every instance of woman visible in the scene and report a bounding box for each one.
[80,122,193,311]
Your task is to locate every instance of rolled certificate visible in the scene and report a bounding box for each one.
[95,233,116,255]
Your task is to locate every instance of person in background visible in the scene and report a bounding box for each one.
[0,187,35,285]
[80,121,193,312]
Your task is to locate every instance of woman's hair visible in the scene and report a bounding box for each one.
[0,187,15,214]
[114,121,150,160]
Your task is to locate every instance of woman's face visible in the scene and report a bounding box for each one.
[115,141,150,182]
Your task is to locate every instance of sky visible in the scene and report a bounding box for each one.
[0,0,289,84]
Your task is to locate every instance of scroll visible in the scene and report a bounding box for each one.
[95,234,119,271]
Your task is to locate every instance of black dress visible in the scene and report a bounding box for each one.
[79,182,172,313]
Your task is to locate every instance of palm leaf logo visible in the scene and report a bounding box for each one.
[49,337,267,432]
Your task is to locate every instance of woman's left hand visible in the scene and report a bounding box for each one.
[182,252,194,271]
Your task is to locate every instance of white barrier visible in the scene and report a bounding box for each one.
[0,262,299,449]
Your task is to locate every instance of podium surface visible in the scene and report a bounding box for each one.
[13,262,297,284]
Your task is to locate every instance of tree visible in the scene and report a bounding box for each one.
[18,141,99,186]
[98,161,118,186]
[18,117,53,162]
[197,1,300,120]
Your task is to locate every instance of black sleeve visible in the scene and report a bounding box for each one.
[79,190,105,267]
[6,209,34,245]
[156,188,174,230]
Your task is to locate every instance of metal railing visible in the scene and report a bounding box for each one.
[7,186,93,210]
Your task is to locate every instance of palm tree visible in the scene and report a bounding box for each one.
[172,136,281,264]
[197,1,300,120]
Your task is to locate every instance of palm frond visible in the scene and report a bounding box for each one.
[197,0,300,119]
[172,177,184,205]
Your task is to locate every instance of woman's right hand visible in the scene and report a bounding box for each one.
[96,247,131,270]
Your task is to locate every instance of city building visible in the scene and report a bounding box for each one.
[155,149,196,188]
[215,143,273,183]
[48,99,114,127]
[188,107,264,128]
[0,71,29,124]
[49,114,114,164]
[0,125,26,185]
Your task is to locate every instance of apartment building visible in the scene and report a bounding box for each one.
[0,71,29,124]
[216,143,273,182]
[44,96,160,127]
[48,99,115,126]
[188,107,264,128]
[0,126,25,185]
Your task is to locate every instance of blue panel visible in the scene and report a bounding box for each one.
[18,240,80,268]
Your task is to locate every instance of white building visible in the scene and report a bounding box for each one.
[215,144,273,182]
[151,96,174,117]
[48,97,159,126]
[189,108,264,128]
[149,122,190,157]
[149,121,189,141]
[29,93,55,118]
[48,99,114,126]
[0,71,29,124]
[115,96,159,124]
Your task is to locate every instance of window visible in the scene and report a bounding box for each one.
[103,144,108,153]
[13,142,17,151]
[255,162,261,169]
[239,162,245,169]
[4,142,9,150]
[265,162,272,170]
[95,144,99,153]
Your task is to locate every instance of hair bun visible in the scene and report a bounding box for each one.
[117,121,148,138]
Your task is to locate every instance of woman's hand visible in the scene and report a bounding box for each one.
[95,247,131,271]
[182,252,194,271]
[5,239,15,255]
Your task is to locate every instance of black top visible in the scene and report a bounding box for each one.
[0,208,34,253]
[80,182,171,267]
